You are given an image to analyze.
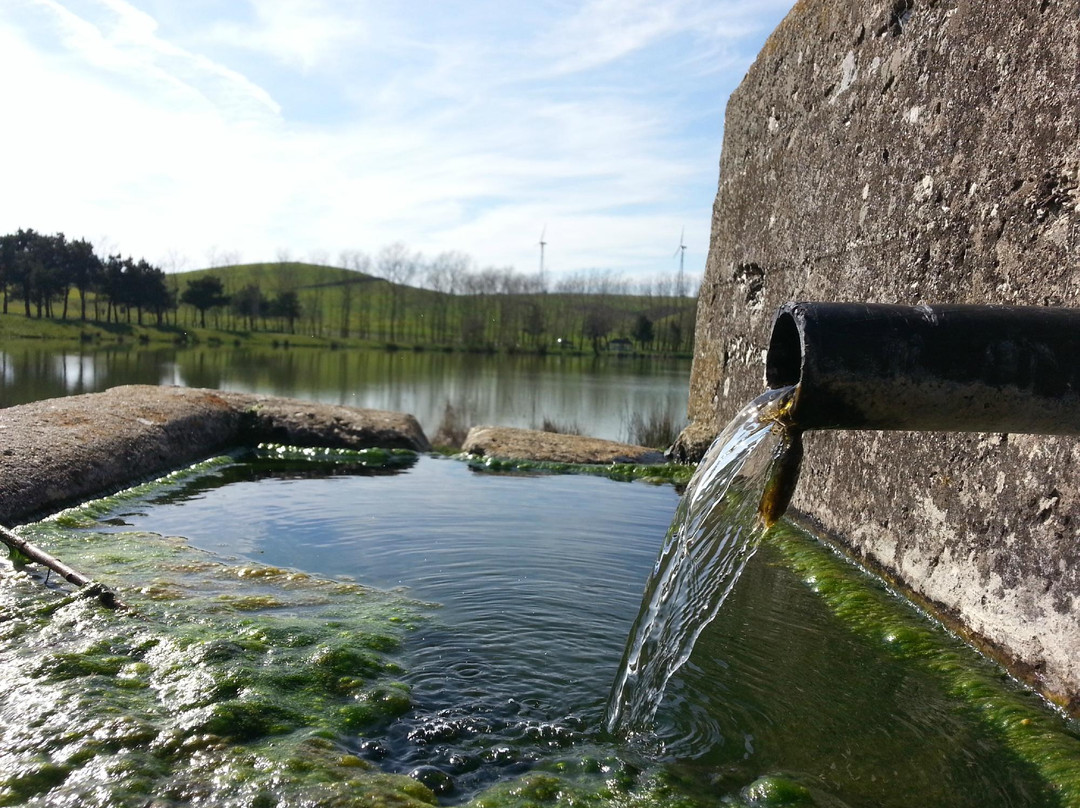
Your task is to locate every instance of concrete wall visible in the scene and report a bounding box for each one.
[679,0,1080,709]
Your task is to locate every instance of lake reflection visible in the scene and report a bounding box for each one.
[0,344,690,443]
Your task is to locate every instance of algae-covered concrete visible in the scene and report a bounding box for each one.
[678,0,1080,708]
[0,385,430,525]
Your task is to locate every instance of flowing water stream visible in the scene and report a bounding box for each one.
[606,386,799,738]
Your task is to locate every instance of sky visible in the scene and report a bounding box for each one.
[1,0,794,285]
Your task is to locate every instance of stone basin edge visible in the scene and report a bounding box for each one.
[0,384,433,526]
[0,385,670,527]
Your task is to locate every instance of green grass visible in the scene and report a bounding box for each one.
[0,309,340,349]
[170,263,696,355]
[0,261,698,355]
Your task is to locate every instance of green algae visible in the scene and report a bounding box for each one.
[464,455,696,487]
[48,454,241,529]
[0,465,431,806]
[464,761,826,808]
[4,447,1079,808]
[253,443,420,467]
[764,522,1080,808]
[735,776,816,807]
[49,445,417,533]
[5,543,34,567]
[465,761,714,808]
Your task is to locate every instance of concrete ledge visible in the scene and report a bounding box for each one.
[462,425,666,465]
[0,385,430,525]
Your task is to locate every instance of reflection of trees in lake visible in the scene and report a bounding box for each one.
[0,347,690,445]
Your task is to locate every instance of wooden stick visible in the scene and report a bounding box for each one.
[1,524,123,609]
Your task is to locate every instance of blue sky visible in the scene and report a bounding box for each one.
[1,0,794,284]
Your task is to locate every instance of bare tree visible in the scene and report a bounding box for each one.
[93,234,117,262]
[336,249,371,338]
[426,252,466,343]
[376,242,420,343]
[161,248,189,275]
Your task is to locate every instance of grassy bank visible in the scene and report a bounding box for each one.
[0,310,351,349]
[0,307,694,358]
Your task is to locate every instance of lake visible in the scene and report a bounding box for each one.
[0,343,692,443]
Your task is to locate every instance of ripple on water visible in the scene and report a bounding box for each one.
[2,450,1079,808]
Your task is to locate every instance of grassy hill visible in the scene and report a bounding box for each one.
[0,261,695,355]
[168,262,696,355]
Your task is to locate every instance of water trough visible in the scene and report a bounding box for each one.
[2,375,1079,805]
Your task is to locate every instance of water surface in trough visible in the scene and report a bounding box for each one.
[2,449,1079,807]
[94,453,678,800]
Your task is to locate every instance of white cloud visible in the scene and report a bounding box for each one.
[26,0,280,118]
[537,0,682,76]
[535,0,790,78]
[0,0,795,282]
[202,0,371,73]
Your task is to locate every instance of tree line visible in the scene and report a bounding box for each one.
[0,228,173,324]
[0,231,699,354]
[197,245,698,354]
[0,229,304,330]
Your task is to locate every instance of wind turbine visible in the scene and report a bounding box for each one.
[674,228,687,297]
[538,226,547,291]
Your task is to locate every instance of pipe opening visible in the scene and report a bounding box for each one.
[766,310,803,388]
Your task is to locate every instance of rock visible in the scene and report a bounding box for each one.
[226,391,430,452]
[0,385,430,525]
[665,421,716,464]
[461,426,666,465]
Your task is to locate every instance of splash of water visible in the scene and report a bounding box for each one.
[606,386,800,738]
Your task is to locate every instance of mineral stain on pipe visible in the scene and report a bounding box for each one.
[756,386,804,529]
[758,426,804,528]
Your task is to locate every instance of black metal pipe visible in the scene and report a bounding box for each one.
[765,302,1080,434]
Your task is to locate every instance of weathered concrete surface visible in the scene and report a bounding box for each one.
[0,385,430,525]
[230,391,431,452]
[462,426,666,465]
[678,0,1080,709]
